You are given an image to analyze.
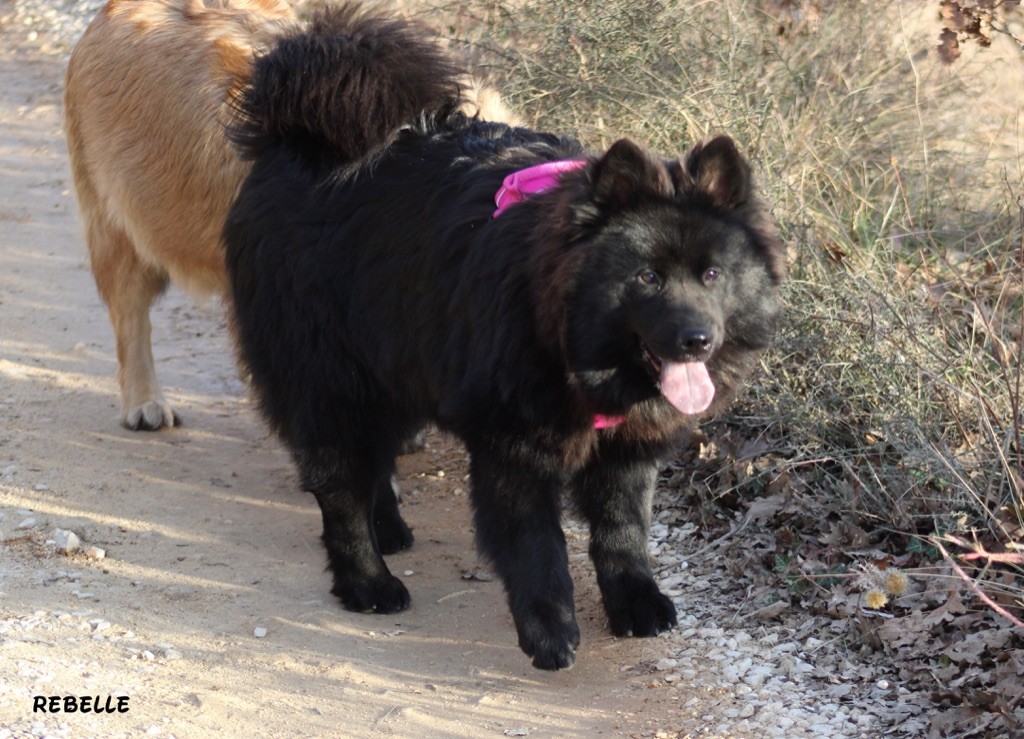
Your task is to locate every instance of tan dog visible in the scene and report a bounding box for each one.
[65,0,516,429]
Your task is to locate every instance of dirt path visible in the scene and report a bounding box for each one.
[0,30,706,739]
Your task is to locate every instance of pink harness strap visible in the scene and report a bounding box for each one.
[593,413,626,429]
[493,160,587,217]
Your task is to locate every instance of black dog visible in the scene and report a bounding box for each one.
[225,4,785,670]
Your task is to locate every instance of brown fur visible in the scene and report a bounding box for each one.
[64,0,516,429]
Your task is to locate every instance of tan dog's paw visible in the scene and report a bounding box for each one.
[123,400,179,431]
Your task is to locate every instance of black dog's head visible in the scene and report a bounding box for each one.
[562,137,785,418]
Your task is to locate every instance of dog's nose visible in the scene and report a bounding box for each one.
[678,329,713,355]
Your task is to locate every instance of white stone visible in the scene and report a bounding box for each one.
[743,668,771,688]
[53,529,81,552]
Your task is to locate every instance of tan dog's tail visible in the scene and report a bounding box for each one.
[459,76,523,127]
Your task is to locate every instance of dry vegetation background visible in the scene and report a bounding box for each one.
[393,0,1024,732]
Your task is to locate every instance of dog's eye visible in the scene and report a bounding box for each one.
[702,268,720,284]
[637,270,661,288]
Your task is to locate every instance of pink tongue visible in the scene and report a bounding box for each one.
[659,361,715,415]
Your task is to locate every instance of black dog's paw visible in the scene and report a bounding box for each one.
[332,574,411,614]
[604,575,678,637]
[515,602,581,670]
[375,514,414,555]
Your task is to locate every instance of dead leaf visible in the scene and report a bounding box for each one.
[736,436,771,460]
[746,493,788,523]
[938,28,961,64]
[878,611,929,650]
[940,2,969,31]
[764,471,792,497]
[923,591,969,628]
[753,599,788,620]
[943,629,1012,665]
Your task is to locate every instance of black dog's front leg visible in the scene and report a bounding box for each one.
[373,478,414,555]
[467,441,579,670]
[573,450,677,638]
[296,448,410,614]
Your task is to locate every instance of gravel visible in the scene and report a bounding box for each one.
[0,0,105,57]
[563,506,903,737]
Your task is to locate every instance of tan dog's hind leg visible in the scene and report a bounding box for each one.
[87,215,177,430]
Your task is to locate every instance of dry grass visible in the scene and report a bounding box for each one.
[414,0,1024,612]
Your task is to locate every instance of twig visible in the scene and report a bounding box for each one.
[687,513,753,560]
[1013,189,1024,476]
[944,534,1024,565]
[794,561,836,599]
[436,589,476,603]
[933,538,1024,630]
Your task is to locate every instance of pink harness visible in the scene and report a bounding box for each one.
[493,159,587,217]
[592,414,625,429]
[493,159,626,430]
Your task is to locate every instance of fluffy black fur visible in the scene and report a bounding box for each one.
[225,4,785,670]
[229,3,463,169]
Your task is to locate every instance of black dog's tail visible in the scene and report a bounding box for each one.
[230,3,464,164]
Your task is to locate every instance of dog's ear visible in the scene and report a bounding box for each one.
[592,139,674,210]
[672,135,751,211]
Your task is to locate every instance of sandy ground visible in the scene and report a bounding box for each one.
[0,27,701,739]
